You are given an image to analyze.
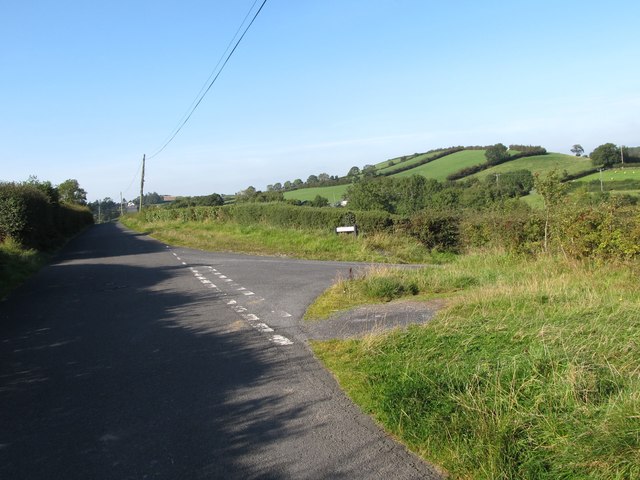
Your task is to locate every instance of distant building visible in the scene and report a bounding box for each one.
[162,195,176,202]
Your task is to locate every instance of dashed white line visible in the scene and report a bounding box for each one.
[254,323,274,333]
[176,263,292,347]
[271,335,293,346]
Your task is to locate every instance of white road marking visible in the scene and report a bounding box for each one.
[243,291,255,296]
[219,275,227,279]
[271,335,293,346]
[237,287,246,291]
[254,323,274,333]
[243,314,259,321]
[201,280,212,284]
[181,262,187,265]
[224,279,233,282]
[226,300,237,305]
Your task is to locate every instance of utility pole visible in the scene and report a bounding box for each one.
[598,168,604,193]
[139,154,145,212]
[120,191,124,216]
[621,145,625,166]
[98,201,101,224]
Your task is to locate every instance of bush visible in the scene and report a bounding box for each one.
[401,210,461,251]
[0,182,93,250]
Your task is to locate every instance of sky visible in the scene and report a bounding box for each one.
[1,0,639,201]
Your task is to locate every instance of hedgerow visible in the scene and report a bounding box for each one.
[134,198,640,261]
[0,182,93,250]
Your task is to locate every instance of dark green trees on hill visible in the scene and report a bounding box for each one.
[485,143,509,164]
[591,143,620,167]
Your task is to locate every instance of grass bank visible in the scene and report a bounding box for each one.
[0,238,50,299]
[311,253,640,479]
[121,216,443,264]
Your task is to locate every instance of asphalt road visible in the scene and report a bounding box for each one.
[0,223,442,479]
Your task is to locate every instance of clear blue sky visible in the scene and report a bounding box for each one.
[1,0,639,201]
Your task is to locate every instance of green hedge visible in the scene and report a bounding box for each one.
[139,203,396,234]
[0,183,93,249]
[135,201,640,260]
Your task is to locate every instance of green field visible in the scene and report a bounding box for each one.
[390,149,487,181]
[578,166,640,182]
[283,183,350,202]
[471,152,589,180]
[284,150,598,202]
[375,151,443,175]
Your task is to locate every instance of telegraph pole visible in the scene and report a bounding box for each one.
[120,191,124,216]
[139,154,145,212]
[621,145,625,166]
[598,168,604,193]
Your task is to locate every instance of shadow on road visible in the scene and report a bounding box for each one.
[0,224,326,479]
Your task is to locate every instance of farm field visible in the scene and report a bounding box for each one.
[470,152,589,180]
[577,166,640,182]
[375,150,443,175]
[391,149,487,181]
[283,183,350,202]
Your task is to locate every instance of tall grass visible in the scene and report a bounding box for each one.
[312,253,640,479]
[0,237,49,299]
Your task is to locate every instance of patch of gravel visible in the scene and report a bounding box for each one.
[303,299,445,341]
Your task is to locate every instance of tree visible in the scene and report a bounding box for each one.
[570,144,584,157]
[362,165,377,178]
[283,181,292,190]
[534,170,568,253]
[306,175,319,186]
[318,173,331,184]
[310,195,329,207]
[347,166,361,177]
[485,143,509,165]
[24,176,59,204]
[590,143,620,167]
[57,179,87,205]
[292,179,303,187]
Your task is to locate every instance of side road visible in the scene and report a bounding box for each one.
[0,223,443,479]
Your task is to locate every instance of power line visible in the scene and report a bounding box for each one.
[148,0,269,160]
[153,0,261,152]
[124,157,144,197]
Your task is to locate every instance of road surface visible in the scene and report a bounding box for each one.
[0,223,442,479]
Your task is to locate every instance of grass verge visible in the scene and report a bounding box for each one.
[0,237,50,299]
[121,216,446,264]
[311,253,640,479]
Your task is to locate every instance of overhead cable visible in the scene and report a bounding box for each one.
[147,0,268,160]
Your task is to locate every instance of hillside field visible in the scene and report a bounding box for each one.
[578,166,640,182]
[390,149,487,181]
[375,151,443,175]
[470,152,589,180]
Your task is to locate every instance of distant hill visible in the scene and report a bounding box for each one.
[281,146,599,202]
